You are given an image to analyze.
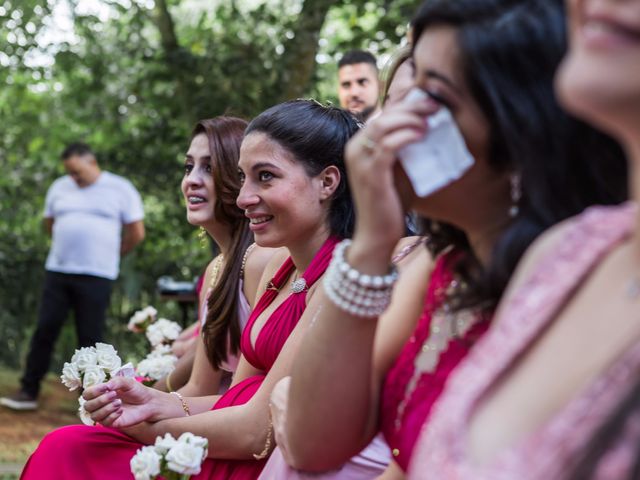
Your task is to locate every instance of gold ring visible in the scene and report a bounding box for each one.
[361,135,377,152]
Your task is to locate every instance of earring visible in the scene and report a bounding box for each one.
[509,173,522,218]
[198,227,208,249]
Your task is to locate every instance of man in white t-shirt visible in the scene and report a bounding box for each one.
[0,143,145,410]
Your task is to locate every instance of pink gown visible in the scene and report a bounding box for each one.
[21,237,339,480]
[409,203,640,479]
[380,250,490,471]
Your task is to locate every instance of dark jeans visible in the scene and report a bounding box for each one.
[21,271,113,397]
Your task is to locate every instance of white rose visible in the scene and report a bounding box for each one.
[165,442,206,475]
[146,319,182,346]
[71,346,98,371]
[128,311,148,332]
[141,305,158,319]
[177,432,208,449]
[82,364,107,389]
[136,354,177,380]
[154,432,178,454]
[149,345,172,358]
[77,397,95,426]
[130,445,161,480]
[157,318,182,342]
[145,322,166,347]
[95,343,122,372]
[60,362,82,391]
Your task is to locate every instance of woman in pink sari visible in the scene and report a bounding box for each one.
[20,100,361,480]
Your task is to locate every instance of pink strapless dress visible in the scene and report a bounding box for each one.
[409,203,640,479]
[380,250,490,471]
[21,238,339,480]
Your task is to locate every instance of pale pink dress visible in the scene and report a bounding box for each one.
[408,202,640,479]
[258,377,390,479]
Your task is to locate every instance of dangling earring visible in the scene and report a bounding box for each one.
[430,220,441,233]
[509,173,522,218]
[198,227,208,249]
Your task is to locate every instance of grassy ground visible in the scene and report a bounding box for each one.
[0,367,81,477]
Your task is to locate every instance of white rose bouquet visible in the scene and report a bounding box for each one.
[145,318,183,348]
[136,345,178,385]
[60,343,135,425]
[130,432,208,480]
[128,306,159,333]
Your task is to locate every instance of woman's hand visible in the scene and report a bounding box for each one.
[345,94,439,267]
[83,376,158,428]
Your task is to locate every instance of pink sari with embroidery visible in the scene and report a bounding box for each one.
[380,250,490,471]
[408,203,640,479]
[21,237,339,480]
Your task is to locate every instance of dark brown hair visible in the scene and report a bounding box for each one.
[193,117,253,370]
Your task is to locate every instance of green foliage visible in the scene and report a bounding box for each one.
[0,0,420,368]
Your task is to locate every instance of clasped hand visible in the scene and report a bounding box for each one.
[83,376,157,429]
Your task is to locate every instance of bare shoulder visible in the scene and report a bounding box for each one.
[244,245,281,281]
[259,247,290,279]
[493,217,577,323]
[374,246,435,375]
[243,245,283,308]
[248,247,289,305]
[507,218,576,296]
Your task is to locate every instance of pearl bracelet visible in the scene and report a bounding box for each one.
[323,239,397,318]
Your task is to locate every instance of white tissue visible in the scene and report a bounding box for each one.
[398,88,475,198]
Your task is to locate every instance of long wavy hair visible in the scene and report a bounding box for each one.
[411,0,628,313]
[192,117,253,370]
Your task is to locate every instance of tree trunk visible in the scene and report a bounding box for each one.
[276,0,341,102]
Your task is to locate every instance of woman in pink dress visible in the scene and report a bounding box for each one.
[407,0,640,479]
[274,0,628,478]
[257,46,424,480]
[20,100,361,480]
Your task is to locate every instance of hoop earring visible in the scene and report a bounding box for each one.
[509,173,522,218]
[198,227,208,249]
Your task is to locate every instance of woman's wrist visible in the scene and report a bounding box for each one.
[149,389,183,422]
[324,239,398,319]
[347,235,397,274]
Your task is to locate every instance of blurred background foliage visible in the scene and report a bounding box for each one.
[0,0,417,371]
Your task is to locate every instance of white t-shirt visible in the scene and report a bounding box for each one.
[44,171,144,280]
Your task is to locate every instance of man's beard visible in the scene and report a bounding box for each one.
[359,105,377,122]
